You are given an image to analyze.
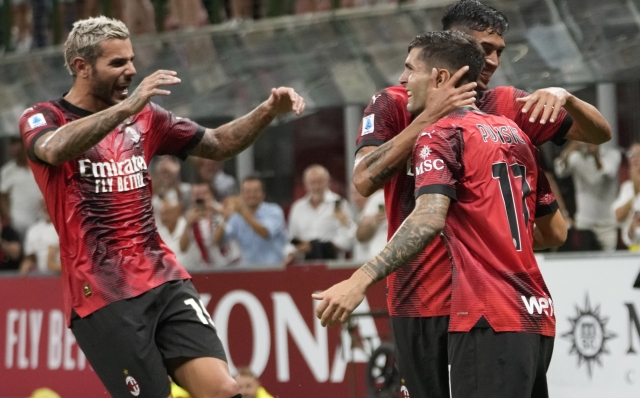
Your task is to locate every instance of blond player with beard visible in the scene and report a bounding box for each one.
[19,16,304,398]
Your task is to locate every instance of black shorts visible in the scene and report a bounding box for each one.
[391,316,450,398]
[448,325,554,398]
[71,280,227,398]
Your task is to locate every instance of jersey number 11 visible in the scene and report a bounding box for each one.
[492,162,531,251]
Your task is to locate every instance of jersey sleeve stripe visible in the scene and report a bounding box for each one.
[355,138,385,154]
[550,114,573,146]
[415,184,457,201]
[28,127,57,164]
[535,200,559,218]
[176,126,205,160]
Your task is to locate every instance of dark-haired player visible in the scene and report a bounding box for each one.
[315,30,560,398]
[19,16,304,398]
[330,1,609,397]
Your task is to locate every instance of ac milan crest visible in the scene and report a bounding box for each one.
[126,375,140,396]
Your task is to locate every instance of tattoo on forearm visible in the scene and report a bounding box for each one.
[361,194,450,282]
[192,105,275,160]
[361,266,378,281]
[364,141,394,172]
[369,167,396,186]
[44,107,128,163]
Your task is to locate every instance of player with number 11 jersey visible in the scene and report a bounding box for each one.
[413,107,556,336]
[356,84,570,319]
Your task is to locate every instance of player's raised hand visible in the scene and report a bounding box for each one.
[423,66,477,121]
[516,87,570,124]
[265,87,306,117]
[123,70,181,116]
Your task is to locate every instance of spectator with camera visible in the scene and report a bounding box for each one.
[353,187,387,262]
[183,183,240,268]
[613,143,640,248]
[288,164,354,260]
[554,140,621,251]
[156,197,201,270]
[213,176,287,267]
[150,155,191,215]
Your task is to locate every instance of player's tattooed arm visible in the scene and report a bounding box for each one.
[191,87,305,160]
[35,106,130,165]
[353,131,419,198]
[35,70,182,165]
[363,141,395,172]
[191,105,274,160]
[361,193,450,282]
[311,192,450,327]
[354,143,399,189]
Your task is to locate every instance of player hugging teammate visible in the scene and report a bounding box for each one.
[314,1,611,398]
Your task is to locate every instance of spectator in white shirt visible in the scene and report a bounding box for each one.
[353,188,388,262]
[156,198,201,270]
[19,199,60,275]
[288,164,354,260]
[613,143,640,247]
[0,136,43,237]
[150,155,191,215]
[555,141,621,251]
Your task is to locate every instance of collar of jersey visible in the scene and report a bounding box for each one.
[59,96,94,117]
[459,105,485,114]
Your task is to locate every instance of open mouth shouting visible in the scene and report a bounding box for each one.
[114,80,131,99]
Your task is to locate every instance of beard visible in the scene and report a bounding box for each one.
[89,68,130,107]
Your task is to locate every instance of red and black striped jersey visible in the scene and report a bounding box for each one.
[355,85,568,318]
[19,98,203,325]
[476,86,571,146]
[413,107,556,336]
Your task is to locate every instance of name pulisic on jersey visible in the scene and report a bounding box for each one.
[476,123,527,145]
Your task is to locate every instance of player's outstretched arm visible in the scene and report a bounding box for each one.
[533,209,567,249]
[312,193,450,327]
[34,70,181,165]
[190,87,305,160]
[353,67,476,197]
[516,87,611,145]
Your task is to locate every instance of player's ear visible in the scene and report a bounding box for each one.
[436,69,451,88]
[73,57,91,79]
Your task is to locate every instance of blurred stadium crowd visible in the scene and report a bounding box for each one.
[1,0,639,277]
[2,127,639,276]
[0,0,407,54]
[0,133,392,273]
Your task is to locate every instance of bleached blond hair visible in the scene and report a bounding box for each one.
[64,16,130,77]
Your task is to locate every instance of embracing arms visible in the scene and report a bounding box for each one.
[516,88,611,145]
[353,67,476,196]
